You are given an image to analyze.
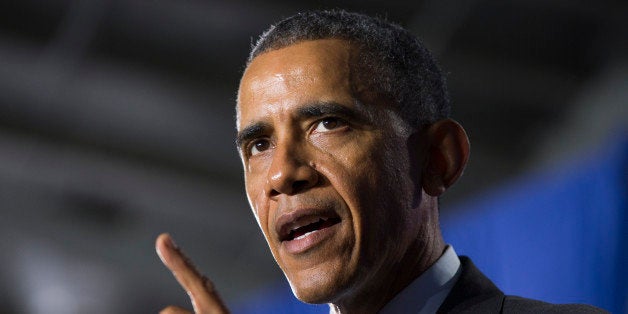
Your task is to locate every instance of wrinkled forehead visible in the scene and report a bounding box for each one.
[236,39,357,129]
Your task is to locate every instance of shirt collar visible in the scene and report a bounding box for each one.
[378,245,462,314]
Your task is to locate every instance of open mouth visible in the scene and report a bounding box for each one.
[286,217,341,241]
[277,211,342,242]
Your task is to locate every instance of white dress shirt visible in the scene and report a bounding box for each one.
[378,245,462,314]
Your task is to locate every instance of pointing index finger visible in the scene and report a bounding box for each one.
[156,233,229,314]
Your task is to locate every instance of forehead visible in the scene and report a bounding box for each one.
[236,39,357,129]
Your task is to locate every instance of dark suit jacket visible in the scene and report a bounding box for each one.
[437,257,608,313]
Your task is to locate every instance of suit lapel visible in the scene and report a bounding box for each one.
[437,257,505,313]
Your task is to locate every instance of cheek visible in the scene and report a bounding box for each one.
[315,138,384,228]
[327,136,409,237]
[245,173,269,232]
[321,132,385,191]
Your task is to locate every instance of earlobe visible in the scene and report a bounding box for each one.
[421,119,470,197]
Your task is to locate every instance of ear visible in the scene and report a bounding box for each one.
[421,119,470,197]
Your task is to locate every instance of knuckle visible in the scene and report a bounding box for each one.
[201,275,214,291]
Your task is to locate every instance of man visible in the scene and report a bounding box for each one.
[155,10,606,313]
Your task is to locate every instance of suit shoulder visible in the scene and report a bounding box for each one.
[503,296,609,314]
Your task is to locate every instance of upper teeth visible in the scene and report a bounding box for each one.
[291,217,326,232]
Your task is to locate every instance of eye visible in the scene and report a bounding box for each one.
[313,117,347,133]
[249,139,271,156]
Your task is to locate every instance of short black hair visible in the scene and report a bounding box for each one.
[248,9,450,128]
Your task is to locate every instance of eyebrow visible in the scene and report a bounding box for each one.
[235,101,367,150]
[296,101,362,120]
[236,121,271,150]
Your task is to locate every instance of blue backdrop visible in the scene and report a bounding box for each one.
[234,133,627,313]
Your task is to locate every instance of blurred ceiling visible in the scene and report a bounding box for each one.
[0,0,625,313]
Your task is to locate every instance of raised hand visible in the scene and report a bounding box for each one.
[156,233,230,314]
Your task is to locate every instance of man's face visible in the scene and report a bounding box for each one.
[236,39,426,303]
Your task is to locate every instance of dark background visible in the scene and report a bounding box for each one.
[0,0,625,313]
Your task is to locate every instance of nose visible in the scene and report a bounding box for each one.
[266,144,319,197]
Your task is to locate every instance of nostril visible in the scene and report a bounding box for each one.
[291,180,310,193]
[269,189,280,197]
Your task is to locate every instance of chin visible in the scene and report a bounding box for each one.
[289,281,338,304]
[286,267,353,304]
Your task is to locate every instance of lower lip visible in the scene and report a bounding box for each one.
[281,222,340,254]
